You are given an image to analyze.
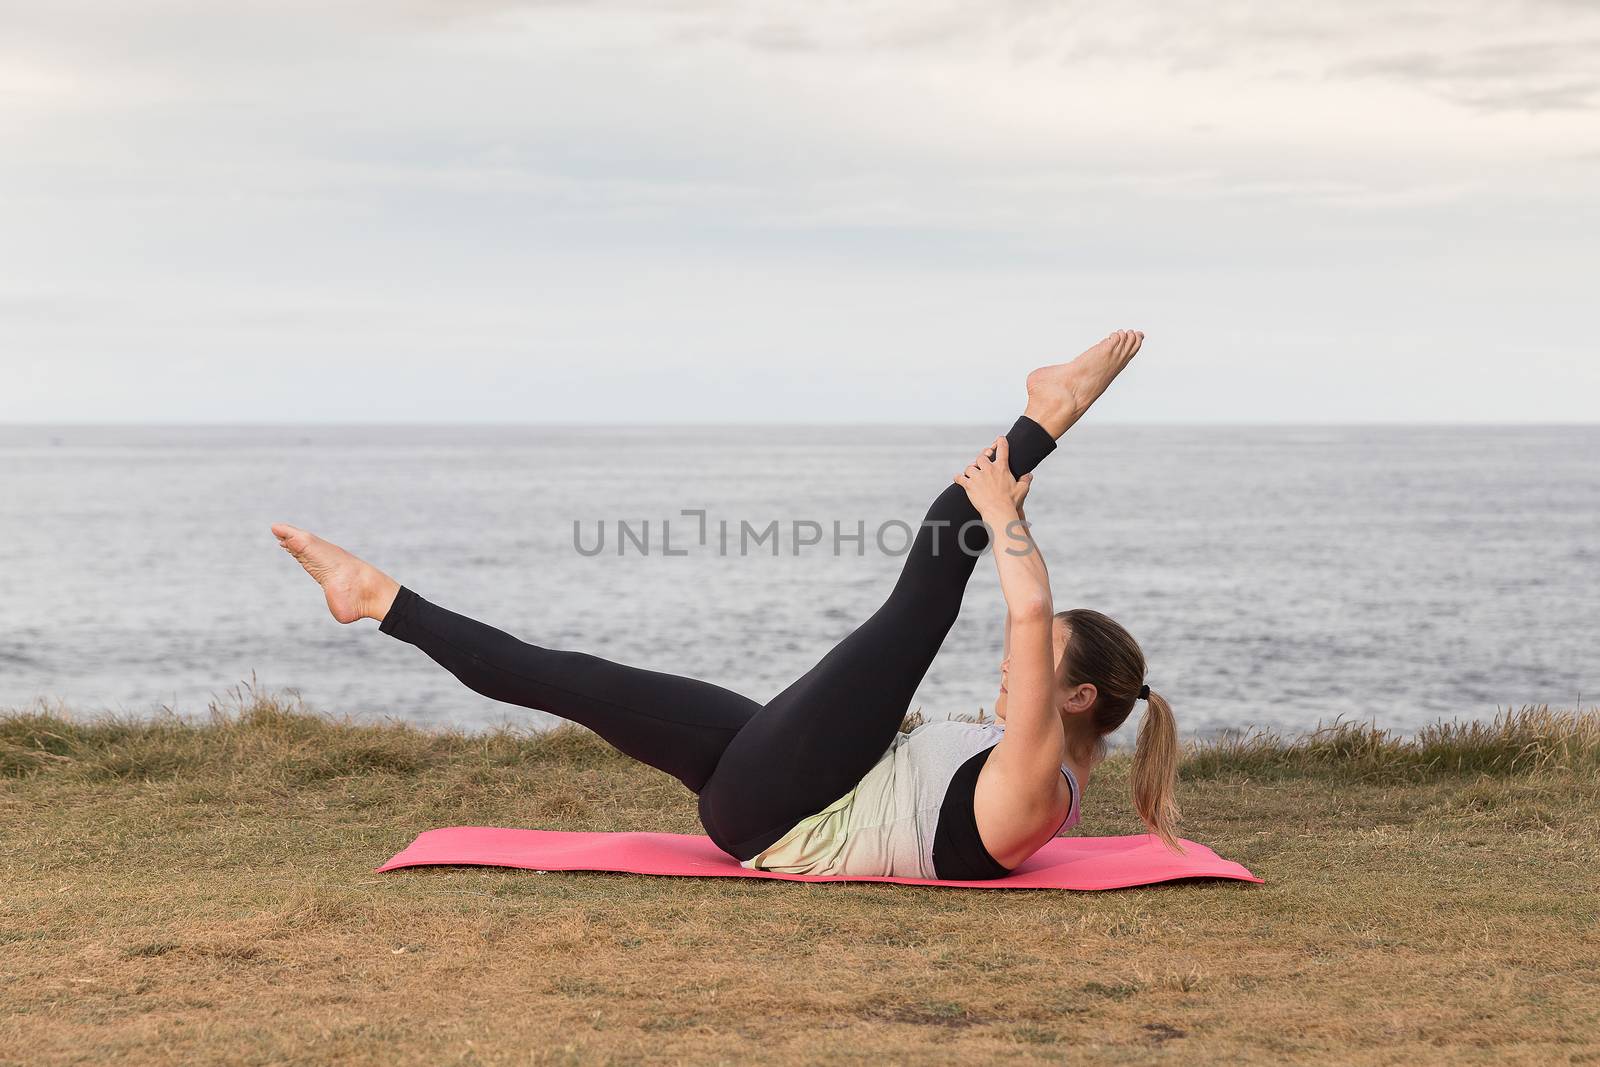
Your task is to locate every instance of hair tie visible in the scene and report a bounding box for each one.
[1138,684,1150,701]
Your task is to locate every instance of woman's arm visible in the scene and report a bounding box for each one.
[991,473,1033,723]
[955,441,1072,861]
[980,516,1066,779]
[954,442,1066,777]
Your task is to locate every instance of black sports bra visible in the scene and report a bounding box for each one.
[930,745,1079,880]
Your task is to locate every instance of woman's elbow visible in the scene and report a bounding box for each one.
[1008,595,1053,623]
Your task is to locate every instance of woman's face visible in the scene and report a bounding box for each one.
[1051,620,1073,700]
[996,620,1073,721]
[994,654,1012,721]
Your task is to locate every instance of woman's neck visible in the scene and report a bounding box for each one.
[1059,711,1100,787]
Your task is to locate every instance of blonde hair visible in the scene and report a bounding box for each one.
[1054,609,1183,851]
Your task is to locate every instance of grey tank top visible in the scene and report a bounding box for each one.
[742,719,1082,879]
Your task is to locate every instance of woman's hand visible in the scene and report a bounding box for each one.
[1011,472,1034,520]
[954,436,1019,521]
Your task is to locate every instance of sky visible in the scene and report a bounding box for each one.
[3,0,1597,423]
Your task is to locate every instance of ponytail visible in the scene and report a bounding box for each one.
[1053,609,1182,851]
[1131,689,1183,852]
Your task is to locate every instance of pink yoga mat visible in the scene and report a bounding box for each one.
[378,827,1261,890]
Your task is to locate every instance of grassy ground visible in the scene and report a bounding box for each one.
[2,694,1597,1066]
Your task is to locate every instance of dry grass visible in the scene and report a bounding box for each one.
[3,690,1598,1065]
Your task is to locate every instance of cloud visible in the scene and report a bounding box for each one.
[1336,39,1600,112]
[653,2,1600,117]
[1,2,1597,422]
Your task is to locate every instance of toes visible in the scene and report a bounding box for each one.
[272,524,316,556]
[272,523,309,548]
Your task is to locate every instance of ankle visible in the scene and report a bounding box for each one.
[1023,399,1073,440]
[364,573,401,622]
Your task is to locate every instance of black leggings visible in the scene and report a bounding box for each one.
[379,415,1057,861]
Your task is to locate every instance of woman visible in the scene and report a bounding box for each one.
[272,329,1179,881]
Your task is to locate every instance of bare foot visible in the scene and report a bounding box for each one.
[1024,329,1145,438]
[271,523,400,624]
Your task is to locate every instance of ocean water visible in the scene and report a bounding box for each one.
[1,424,1594,742]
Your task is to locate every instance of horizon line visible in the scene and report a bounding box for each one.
[2,418,1598,430]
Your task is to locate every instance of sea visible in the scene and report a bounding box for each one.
[1,424,1594,742]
